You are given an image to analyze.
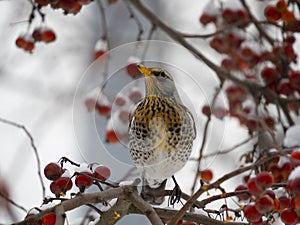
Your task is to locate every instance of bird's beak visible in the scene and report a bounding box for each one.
[137,64,152,77]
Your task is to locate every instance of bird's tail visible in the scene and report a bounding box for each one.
[141,179,167,205]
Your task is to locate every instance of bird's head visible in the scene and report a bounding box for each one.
[137,64,178,98]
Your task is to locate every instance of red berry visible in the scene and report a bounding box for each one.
[222,8,235,24]
[129,89,142,103]
[15,36,35,52]
[247,177,263,196]
[94,50,106,61]
[243,204,262,223]
[41,29,56,43]
[32,28,43,42]
[58,0,77,11]
[291,196,300,213]
[75,171,94,192]
[105,130,119,144]
[199,13,216,25]
[93,165,111,181]
[289,177,300,197]
[199,169,213,183]
[289,71,300,91]
[225,86,247,103]
[235,185,249,201]
[126,63,140,78]
[50,177,73,197]
[34,0,49,6]
[263,189,276,200]
[265,5,282,22]
[221,58,235,71]
[202,105,211,117]
[261,67,280,85]
[264,117,275,130]
[96,104,111,116]
[236,10,249,28]
[16,36,27,49]
[24,41,35,52]
[291,151,300,166]
[115,96,126,106]
[42,214,56,225]
[279,196,290,209]
[285,35,296,45]
[119,110,130,122]
[280,208,298,225]
[255,194,274,213]
[255,171,274,190]
[277,79,293,95]
[44,163,63,181]
[282,10,295,22]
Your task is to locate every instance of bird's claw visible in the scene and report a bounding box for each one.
[169,184,182,205]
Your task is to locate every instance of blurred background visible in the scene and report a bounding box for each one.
[0,0,255,224]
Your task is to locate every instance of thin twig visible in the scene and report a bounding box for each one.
[123,0,144,41]
[191,134,257,159]
[0,192,27,213]
[239,0,274,45]
[14,185,128,225]
[0,117,46,200]
[191,86,223,194]
[96,0,110,87]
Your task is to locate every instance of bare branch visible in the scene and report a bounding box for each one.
[0,191,27,213]
[14,186,128,225]
[127,190,163,225]
[0,117,46,199]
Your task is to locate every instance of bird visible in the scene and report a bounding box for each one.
[129,64,196,205]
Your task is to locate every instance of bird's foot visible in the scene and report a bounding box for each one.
[169,185,182,205]
[169,176,182,205]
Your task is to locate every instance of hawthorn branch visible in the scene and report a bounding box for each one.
[127,190,163,225]
[14,185,129,225]
[127,0,295,126]
[169,149,291,224]
[0,117,46,200]
[97,196,132,225]
[154,208,249,225]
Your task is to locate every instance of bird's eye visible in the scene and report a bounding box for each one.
[153,71,168,79]
[152,71,161,77]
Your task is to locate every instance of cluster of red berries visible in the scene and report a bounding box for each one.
[34,0,92,15]
[23,161,111,225]
[264,0,296,25]
[234,151,300,224]
[44,162,111,196]
[199,1,300,131]
[200,7,249,29]
[15,27,56,53]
